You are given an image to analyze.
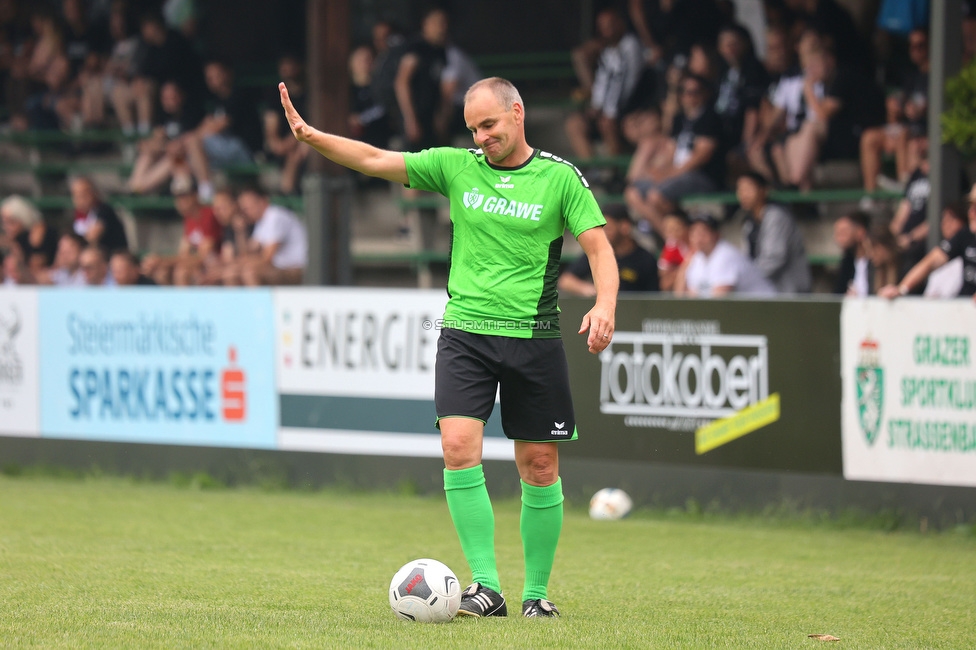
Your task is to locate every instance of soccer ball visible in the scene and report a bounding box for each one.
[389,558,461,623]
[589,488,633,520]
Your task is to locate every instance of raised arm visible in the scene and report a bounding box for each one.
[279,82,409,185]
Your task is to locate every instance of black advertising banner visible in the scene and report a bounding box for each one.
[560,297,843,474]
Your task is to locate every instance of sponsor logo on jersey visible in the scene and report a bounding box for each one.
[495,175,514,189]
[463,187,543,221]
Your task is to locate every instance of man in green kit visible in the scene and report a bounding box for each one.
[280,76,618,618]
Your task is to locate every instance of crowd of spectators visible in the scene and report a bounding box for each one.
[1,1,976,302]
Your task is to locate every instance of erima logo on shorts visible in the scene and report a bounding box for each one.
[495,175,514,189]
[550,421,569,436]
[462,187,543,221]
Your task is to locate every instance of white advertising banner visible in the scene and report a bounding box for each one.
[275,287,446,398]
[0,288,40,437]
[841,299,976,487]
[273,288,514,460]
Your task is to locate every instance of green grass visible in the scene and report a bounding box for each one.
[1,475,974,649]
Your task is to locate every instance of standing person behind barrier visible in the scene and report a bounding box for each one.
[280,75,618,619]
[879,200,976,299]
[559,203,658,296]
[393,8,450,151]
[735,171,811,294]
[675,213,775,297]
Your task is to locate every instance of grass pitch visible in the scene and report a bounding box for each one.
[1,474,974,649]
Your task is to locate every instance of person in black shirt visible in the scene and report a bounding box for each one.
[715,24,769,153]
[625,73,724,237]
[880,200,976,298]
[559,203,659,295]
[394,8,449,151]
[889,149,930,283]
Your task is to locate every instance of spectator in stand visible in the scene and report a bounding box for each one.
[787,0,872,75]
[349,45,392,152]
[23,10,76,132]
[81,0,138,130]
[61,0,110,129]
[659,42,723,136]
[625,73,724,238]
[623,104,671,209]
[263,54,309,195]
[110,249,155,286]
[889,144,930,283]
[394,8,450,151]
[170,176,221,286]
[127,80,204,195]
[1,247,32,285]
[205,187,251,284]
[224,185,307,286]
[832,210,873,296]
[558,203,658,296]
[179,60,262,202]
[565,8,643,160]
[79,244,113,286]
[860,28,929,197]
[870,227,901,294]
[714,24,769,170]
[1,0,34,130]
[657,208,691,292]
[675,212,775,297]
[880,200,976,299]
[736,172,811,293]
[46,232,86,286]
[69,175,129,252]
[627,0,726,69]
[771,42,850,192]
[761,25,795,84]
[1,195,58,278]
[125,11,203,136]
[439,42,482,144]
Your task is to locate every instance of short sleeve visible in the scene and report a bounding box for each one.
[559,167,605,238]
[403,147,467,195]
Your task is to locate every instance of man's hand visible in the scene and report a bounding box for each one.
[578,303,615,354]
[878,284,902,299]
[280,82,312,142]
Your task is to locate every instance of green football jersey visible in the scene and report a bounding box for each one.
[403,147,605,339]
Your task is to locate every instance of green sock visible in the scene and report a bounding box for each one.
[443,465,500,593]
[520,478,564,602]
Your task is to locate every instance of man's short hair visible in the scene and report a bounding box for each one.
[602,203,632,223]
[664,208,690,224]
[60,231,86,248]
[738,171,769,190]
[237,182,268,198]
[110,249,139,266]
[944,202,968,224]
[464,77,523,111]
[843,211,871,232]
[690,212,720,231]
[81,245,108,263]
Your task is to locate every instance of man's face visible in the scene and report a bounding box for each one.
[465,87,522,165]
[110,256,138,286]
[80,250,106,285]
[735,178,764,212]
[603,218,623,247]
[663,215,688,243]
[941,211,964,239]
[679,79,706,114]
[205,63,229,94]
[56,237,81,269]
[596,10,622,41]
[1,210,22,238]
[160,83,184,113]
[689,222,718,254]
[175,193,198,218]
[422,10,448,46]
[238,192,266,223]
[718,31,744,65]
[833,218,855,250]
[908,31,929,68]
[70,180,96,213]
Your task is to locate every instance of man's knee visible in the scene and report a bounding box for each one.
[440,417,484,470]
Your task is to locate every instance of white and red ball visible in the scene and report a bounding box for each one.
[589,488,633,520]
[389,558,461,623]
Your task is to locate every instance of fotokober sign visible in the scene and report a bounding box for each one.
[560,297,843,473]
[842,299,976,487]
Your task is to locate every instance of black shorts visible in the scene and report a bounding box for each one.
[434,328,577,442]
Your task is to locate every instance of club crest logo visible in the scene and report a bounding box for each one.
[0,304,24,387]
[462,187,484,209]
[855,337,883,446]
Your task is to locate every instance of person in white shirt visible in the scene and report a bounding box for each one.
[675,213,776,298]
[227,185,307,286]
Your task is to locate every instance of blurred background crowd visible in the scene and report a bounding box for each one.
[0,0,974,301]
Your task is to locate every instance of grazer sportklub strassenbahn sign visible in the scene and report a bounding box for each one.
[842,299,976,487]
[560,297,843,473]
